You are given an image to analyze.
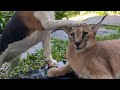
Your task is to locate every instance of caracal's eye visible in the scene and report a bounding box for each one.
[70,33,75,38]
[82,32,88,38]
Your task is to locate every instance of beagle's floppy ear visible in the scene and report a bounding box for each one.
[91,15,107,34]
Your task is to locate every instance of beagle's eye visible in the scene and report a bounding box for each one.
[82,32,88,38]
[70,33,75,38]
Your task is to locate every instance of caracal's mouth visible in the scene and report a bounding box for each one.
[75,48,85,53]
[75,45,86,52]
[76,47,80,50]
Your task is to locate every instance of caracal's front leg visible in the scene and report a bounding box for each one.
[47,63,72,77]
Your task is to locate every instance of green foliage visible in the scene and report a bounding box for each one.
[80,11,120,16]
[55,11,79,20]
[80,11,107,16]
[55,11,67,20]
[107,11,120,15]
[103,25,120,32]
[96,33,120,41]
[51,38,68,61]
[55,11,120,20]
[10,38,68,76]
[11,49,47,76]
[0,11,14,33]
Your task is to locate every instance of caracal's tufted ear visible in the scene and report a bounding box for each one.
[91,15,107,34]
[62,27,73,34]
[62,22,87,34]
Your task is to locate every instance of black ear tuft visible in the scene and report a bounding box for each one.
[92,15,107,33]
[61,27,72,34]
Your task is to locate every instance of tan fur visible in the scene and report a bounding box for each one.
[65,39,120,79]
[48,63,72,77]
[48,15,120,79]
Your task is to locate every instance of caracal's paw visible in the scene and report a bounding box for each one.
[47,67,61,77]
[47,59,58,68]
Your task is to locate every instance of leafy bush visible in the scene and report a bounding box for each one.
[80,11,120,16]
[55,11,80,20]
[10,38,68,76]
[0,11,14,33]
[103,25,120,32]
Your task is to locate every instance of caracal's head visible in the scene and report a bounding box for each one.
[63,15,107,52]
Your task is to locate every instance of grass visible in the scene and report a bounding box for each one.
[11,50,47,76]
[51,38,68,62]
[103,25,120,32]
[10,38,68,76]
[96,33,120,41]
[1,25,120,78]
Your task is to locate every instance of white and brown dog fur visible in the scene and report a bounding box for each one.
[0,11,84,77]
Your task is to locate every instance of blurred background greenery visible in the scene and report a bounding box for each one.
[0,11,120,34]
